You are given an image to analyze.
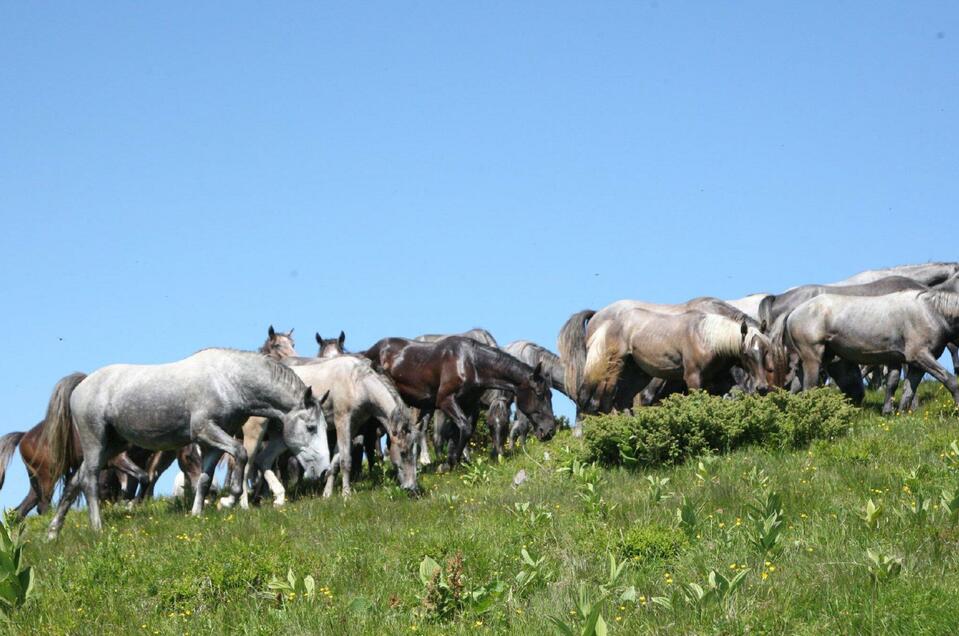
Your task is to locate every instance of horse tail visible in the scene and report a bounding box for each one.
[0,432,24,491]
[558,309,596,400]
[39,372,87,485]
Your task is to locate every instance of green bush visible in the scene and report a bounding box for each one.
[620,523,688,563]
[582,389,856,467]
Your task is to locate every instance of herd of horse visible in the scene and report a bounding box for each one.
[2,261,959,540]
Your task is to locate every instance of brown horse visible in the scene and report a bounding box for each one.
[0,373,200,518]
[363,336,555,469]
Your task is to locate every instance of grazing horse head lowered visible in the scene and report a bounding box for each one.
[364,336,555,469]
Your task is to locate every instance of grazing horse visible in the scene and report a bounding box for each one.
[828,262,959,287]
[364,337,555,469]
[222,355,417,505]
[759,277,930,395]
[786,290,959,413]
[498,340,569,453]
[414,328,500,463]
[43,349,331,539]
[560,303,773,415]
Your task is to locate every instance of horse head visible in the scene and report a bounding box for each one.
[315,331,346,358]
[279,387,331,481]
[516,362,557,441]
[386,405,419,494]
[739,321,772,395]
[261,325,298,360]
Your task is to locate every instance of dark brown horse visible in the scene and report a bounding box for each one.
[363,336,555,469]
[0,373,201,518]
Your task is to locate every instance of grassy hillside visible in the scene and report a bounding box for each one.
[9,385,959,635]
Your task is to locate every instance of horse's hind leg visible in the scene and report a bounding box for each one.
[46,466,85,540]
[15,487,39,520]
[193,418,247,506]
[110,452,150,504]
[949,342,959,375]
[881,366,901,415]
[912,350,959,407]
[899,365,925,412]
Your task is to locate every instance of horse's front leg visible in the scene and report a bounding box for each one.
[193,418,247,515]
[335,412,354,497]
[254,435,290,507]
[438,394,472,469]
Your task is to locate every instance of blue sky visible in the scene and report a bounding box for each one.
[1,3,956,509]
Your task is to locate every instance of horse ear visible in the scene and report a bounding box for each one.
[532,362,544,379]
[760,319,768,334]
[303,386,314,406]
[288,328,294,336]
[316,332,322,345]
[740,320,748,339]
[268,325,276,339]
[338,331,346,346]
[318,389,331,406]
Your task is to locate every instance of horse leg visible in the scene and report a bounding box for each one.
[110,452,150,505]
[194,417,246,505]
[46,468,84,540]
[881,365,901,415]
[949,342,959,376]
[15,487,39,520]
[192,449,223,516]
[898,365,925,412]
[438,395,472,469]
[798,346,824,392]
[335,412,353,497]
[912,351,959,407]
[826,359,864,405]
[683,367,703,391]
[253,436,289,507]
[144,450,176,499]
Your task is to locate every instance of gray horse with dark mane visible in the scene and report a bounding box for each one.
[43,348,330,539]
[786,290,959,413]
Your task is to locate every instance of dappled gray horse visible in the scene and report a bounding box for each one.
[786,290,959,413]
[43,348,331,539]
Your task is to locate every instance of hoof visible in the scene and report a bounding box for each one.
[437,462,451,474]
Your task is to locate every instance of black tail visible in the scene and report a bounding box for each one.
[557,309,596,402]
[0,431,24,491]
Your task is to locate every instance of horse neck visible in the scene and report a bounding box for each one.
[363,369,403,421]
[926,292,959,333]
[237,354,302,411]
[698,315,743,361]
[533,348,567,393]
[474,347,529,391]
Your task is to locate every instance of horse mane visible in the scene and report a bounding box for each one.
[699,314,743,358]
[924,290,959,323]
[195,348,306,394]
[473,341,535,382]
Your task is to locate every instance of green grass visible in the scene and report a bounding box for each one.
[9,384,959,635]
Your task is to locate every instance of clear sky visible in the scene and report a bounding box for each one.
[1,3,957,509]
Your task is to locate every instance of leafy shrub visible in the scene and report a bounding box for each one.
[582,389,855,467]
[0,510,35,614]
[620,523,688,563]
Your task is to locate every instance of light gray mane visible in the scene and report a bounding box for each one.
[699,315,743,358]
[925,291,959,322]
[196,348,306,395]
